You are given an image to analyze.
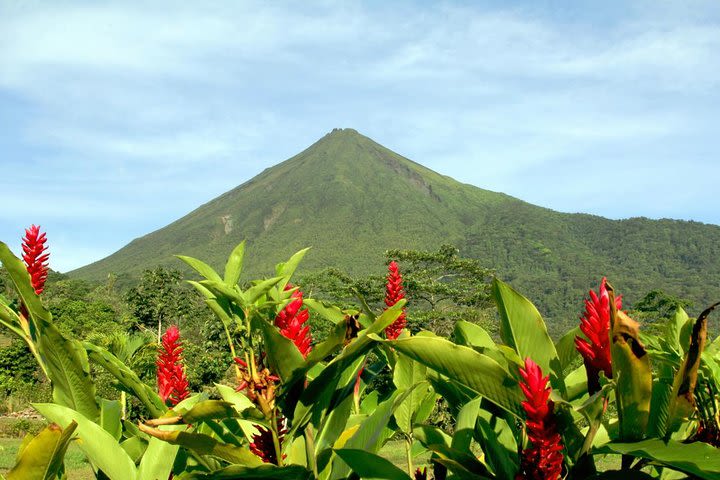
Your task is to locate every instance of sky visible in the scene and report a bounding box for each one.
[1,0,719,272]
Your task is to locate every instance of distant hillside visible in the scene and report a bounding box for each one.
[71,128,720,331]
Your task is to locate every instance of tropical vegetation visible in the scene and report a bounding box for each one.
[0,224,718,479]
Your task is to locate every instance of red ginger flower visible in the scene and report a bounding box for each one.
[250,416,287,465]
[275,285,312,358]
[22,225,49,295]
[574,277,622,394]
[384,261,407,340]
[157,325,190,407]
[516,358,564,480]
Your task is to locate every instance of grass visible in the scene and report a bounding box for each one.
[0,437,94,479]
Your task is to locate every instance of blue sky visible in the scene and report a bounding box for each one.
[1,0,719,272]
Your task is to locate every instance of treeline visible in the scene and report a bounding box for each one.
[0,243,703,413]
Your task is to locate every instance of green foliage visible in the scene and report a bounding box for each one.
[6,421,77,480]
[67,129,720,338]
[124,267,191,335]
[3,237,720,479]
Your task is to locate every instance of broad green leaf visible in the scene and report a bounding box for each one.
[137,435,180,480]
[176,400,240,424]
[425,444,493,480]
[573,384,612,460]
[275,248,310,290]
[493,278,561,389]
[6,421,77,480]
[245,276,284,304]
[216,384,255,412]
[0,301,25,339]
[425,371,475,414]
[647,374,673,439]
[199,280,248,311]
[331,388,417,480]
[597,439,720,480]
[565,364,589,401]
[33,403,137,480]
[586,472,655,479]
[252,316,305,381]
[84,342,166,418]
[665,302,717,438]
[315,391,353,455]
[555,326,581,373]
[138,426,263,466]
[346,388,417,452]
[176,255,223,283]
[100,399,122,441]
[414,425,452,449]
[297,301,406,414]
[121,436,147,463]
[387,336,523,417]
[677,308,694,355]
[393,353,430,434]
[452,396,481,452]
[304,314,349,365]
[607,284,652,442]
[293,357,364,441]
[223,241,246,286]
[282,313,353,393]
[304,299,348,325]
[182,464,313,479]
[36,318,99,421]
[475,413,517,479]
[188,281,235,328]
[666,308,691,354]
[334,449,411,480]
[453,321,495,349]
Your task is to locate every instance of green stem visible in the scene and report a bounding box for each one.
[304,426,318,477]
[223,324,241,381]
[405,435,414,477]
[271,409,284,467]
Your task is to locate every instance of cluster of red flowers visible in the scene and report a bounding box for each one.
[249,417,288,464]
[574,277,621,394]
[21,225,50,295]
[157,325,190,407]
[238,284,314,464]
[274,285,312,358]
[516,358,564,480]
[384,261,407,340]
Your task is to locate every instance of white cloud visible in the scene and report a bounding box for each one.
[0,1,718,269]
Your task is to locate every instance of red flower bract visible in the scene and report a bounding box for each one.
[250,416,287,465]
[275,285,312,358]
[574,277,622,394]
[384,261,407,340]
[22,225,49,295]
[516,358,564,480]
[157,325,190,407]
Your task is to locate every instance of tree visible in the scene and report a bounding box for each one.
[300,244,495,337]
[385,244,495,336]
[125,267,193,340]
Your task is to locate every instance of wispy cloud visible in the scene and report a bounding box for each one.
[1,0,718,271]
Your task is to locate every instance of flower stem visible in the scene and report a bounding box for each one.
[271,409,283,466]
[405,435,414,477]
